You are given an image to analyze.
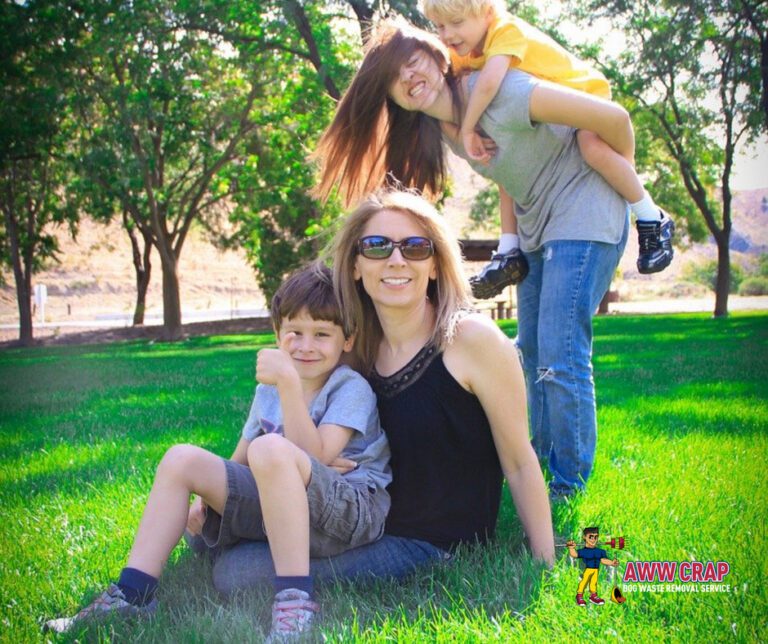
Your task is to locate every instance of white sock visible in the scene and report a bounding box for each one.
[631,193,661,221]
[497,234,520,254]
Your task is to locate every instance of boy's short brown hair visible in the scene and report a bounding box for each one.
[420,0,506,22]
[270,262,345,336]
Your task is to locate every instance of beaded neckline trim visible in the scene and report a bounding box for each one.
[370,344,439,400]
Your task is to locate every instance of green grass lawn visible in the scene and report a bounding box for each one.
[1,313,766,643]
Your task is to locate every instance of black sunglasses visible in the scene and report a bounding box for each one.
[357,236,435,261]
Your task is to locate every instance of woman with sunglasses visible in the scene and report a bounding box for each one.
[207,190,554,596]
[313,20,631,502]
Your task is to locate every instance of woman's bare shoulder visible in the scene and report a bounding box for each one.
[444,313,517,392]
[449,313,508,357]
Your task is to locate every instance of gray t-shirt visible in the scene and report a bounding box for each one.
[242,364,391,492]
[444,70,627,252]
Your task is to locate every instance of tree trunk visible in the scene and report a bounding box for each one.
[3,207,34,346]
[713,234,730,318]
[598,291,610,315]
[159,252,183,341]
[284,0,341,100]
[15,264,33,346]
[134,267,151,326]
[124,212,152,326]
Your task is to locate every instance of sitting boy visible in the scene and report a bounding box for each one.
[46,262,391,641]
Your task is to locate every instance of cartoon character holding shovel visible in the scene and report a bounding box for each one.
[567,527,619,606]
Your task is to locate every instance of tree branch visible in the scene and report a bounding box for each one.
[282,0,341,100]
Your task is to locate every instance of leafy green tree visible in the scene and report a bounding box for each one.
[0,1,83,345]
[201,1,423,302]
[200,0,351,301]
[466,184,500,235]
[75,0,406,332]
[72,0,283,340]
[569,0,767,317]
[71,138,155,326]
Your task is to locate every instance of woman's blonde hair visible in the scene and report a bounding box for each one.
[312,20,460,207]
[326,189,472,374]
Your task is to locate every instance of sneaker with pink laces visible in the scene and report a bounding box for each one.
[266,588,320,642]
[44,583,156,633]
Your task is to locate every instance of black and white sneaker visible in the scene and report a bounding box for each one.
[637,212,675,274]
[470,248,529,299]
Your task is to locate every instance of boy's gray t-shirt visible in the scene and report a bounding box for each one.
[242,364,391,492]
[444,69,628,252]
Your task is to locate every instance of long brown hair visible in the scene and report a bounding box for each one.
[313,21,460,207]
[326,190,472,374]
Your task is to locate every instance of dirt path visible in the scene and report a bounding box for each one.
[3,296,766,349]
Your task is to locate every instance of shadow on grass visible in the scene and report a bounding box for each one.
[0,389,249,464]
[0,416,248,502]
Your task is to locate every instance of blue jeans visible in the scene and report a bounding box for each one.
[190,534,450,596]
[516,218,628,496]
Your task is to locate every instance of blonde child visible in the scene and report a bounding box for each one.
[421,0,674,297]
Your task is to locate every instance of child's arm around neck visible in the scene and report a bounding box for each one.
[461,54,511,162]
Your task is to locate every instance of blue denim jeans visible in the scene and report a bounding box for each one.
[516,217,628,496]
[191,534,450,596]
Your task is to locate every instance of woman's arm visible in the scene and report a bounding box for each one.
[446,315,555,564]
[528,81,635,161]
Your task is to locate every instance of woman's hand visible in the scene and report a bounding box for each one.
[186,495,207,536]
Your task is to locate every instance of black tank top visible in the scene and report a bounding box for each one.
[370,344,503,552]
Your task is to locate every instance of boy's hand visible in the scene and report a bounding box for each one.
[328,456,358,475]
[186,496,207,536]
[479,133,498,157]
[256,335,300,387]
[462,129,492,164]
[565,539,576,548]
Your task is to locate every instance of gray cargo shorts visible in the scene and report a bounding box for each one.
[201,458,390,558]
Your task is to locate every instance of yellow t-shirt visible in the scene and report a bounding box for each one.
[450,16,611,100]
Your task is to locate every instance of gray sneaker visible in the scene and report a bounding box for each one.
[266,588,320,642]
[44,583,157,634]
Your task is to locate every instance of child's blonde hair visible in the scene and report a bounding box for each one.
[420,0,506,22]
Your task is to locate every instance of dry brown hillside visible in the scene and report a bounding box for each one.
[1,182,766,343]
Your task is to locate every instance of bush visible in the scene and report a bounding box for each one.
[467,184,500,233]
[682,259,744,293]
[738,276,768,296]
[758,254,768,278]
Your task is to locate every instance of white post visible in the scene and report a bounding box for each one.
[34,284,48,324]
